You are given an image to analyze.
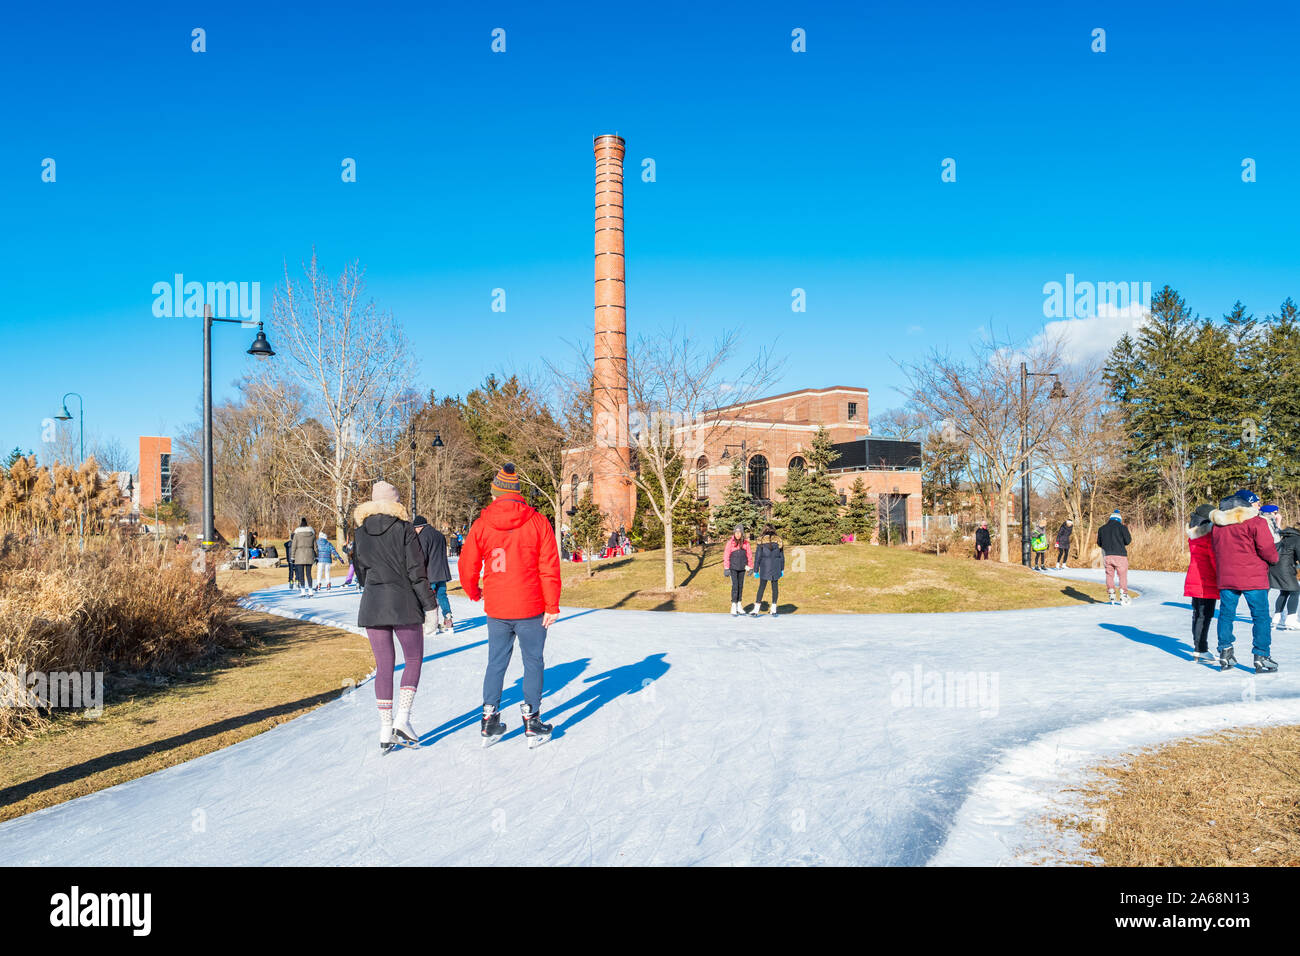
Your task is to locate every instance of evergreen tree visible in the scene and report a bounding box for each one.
[1259,297,1300,497]
[569,490,607,576]
[3,447,31,474]
[773,426,842,545]
[839,475,877,540]
[711,456,761,536]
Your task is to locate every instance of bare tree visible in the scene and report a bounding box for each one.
[266,251,415,543]
[902,333,1088,562]
[609,327,779,591]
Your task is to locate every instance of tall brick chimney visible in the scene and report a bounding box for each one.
[592,134,635,531]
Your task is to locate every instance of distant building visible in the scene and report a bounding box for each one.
[138,436,172,512]
[565,386,924,543]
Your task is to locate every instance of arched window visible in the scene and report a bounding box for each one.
[696,456,709,498]
[788,455,806,473]
[748,454,769,501]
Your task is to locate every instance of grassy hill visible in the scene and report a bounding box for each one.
[560,543,1117,613]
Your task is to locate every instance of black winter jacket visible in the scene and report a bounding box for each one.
[1055,523,1073,547]
[353,500,434,628]
[1269,527,1300,591]
[1097,520,1131,557]
[754,540,785,581]
[975,528,991,548]
[414,524,451,584]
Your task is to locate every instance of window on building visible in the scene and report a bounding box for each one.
[159,453,172,502]
[570,473,579,508]
[847,401,859,421]
[747,454,769,501]
[696,456,709,498]
[788,455,806,473]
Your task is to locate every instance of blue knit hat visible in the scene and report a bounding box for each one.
[1109,509,1122,522]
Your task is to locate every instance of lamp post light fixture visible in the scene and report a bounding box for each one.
[406,414,445,520]
[202,305,275,555]
[1019,362,1067,567]
[53,392,86,546]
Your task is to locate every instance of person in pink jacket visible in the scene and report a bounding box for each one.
[1184,504,1219,662]
[1210,489,1279,673]
[723,525,753,617]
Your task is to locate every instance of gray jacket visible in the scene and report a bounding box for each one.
[290,525,317,565]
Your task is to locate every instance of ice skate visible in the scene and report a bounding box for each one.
[1119,590,1131,606]
[1107,588,1116,605]
[1254,654,1278,674]
[750,603,763,617]
[392,687,419,747]
[481,705,507,747]
[1219,646,1237,672]
[521,703,552,749]
[378,706,395,754]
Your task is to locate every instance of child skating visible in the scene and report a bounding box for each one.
[752,525,785,616]
[723,525,753,616]
[1184,504,1219,662]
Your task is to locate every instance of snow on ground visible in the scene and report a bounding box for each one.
[2,567,1298,866]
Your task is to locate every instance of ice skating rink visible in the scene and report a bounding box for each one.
[2,568,1298,866]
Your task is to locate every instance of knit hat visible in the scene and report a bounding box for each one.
[1193,503,1214,520]
[1260,504,1279,515]
[733,524,744,534]
[1109,509,1122,522]
[491,463,521,496]
[413,515,428,526]
[371,480,399,504]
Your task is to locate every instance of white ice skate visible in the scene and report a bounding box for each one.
[731,602,740,617]
[1120,590,1132,606]
[749,603,762,617]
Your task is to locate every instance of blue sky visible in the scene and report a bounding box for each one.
[2,0,1297,467]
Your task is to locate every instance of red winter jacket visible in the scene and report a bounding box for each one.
[458,493,562,619]
[1210,505,1278,592]
[723,537,752,571]
[1183,527,1219,599]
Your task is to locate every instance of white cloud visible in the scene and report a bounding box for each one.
[1034,302,1150,366]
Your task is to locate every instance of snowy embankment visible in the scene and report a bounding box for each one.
[1,567,1297,865]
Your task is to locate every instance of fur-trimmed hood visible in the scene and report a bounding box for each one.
[353,498,409,526]
[1188,514,1214,539]
[1210,504,1259,527]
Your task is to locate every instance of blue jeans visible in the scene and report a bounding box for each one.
[483,615,547,712]
[430,581,451,617]
[1216,588,1272,657]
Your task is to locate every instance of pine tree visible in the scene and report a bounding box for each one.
[839,476,877,540]
[711,456,761,536]
[1259,297,1300,497]
[569,490,607,576]
[773,426,842,545]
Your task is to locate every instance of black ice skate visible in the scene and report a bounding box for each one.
[1219,646,1237,672]
[481,705,507,748]
[1254,654,1279,674]
[521,703,553,749]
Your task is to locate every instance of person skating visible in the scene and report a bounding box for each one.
[459,464,562,748]
[341,536,358,589]
[1054,519,1073,569]
[1210,488,1279,673]
[412,515,454,633]
[314,530,340,591]
[752,525,785,616]
[1184,504,1219,662]
[1265,507,1300,631]
[1097,510,1133,605]
[284,536,294,590]
[290,518,317,597]
[723,525,753,616]
[353,480,435,752]
[1030,524,1048,569]
[974,521,991,560]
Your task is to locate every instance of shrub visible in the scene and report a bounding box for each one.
[0,534,243,741]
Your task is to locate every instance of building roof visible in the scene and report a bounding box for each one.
[709,385,868,416]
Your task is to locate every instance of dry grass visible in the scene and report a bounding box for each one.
[0,607,374,822]
[561,543,1117,613]
[1,535,242,741]
[1052,725,1300,866]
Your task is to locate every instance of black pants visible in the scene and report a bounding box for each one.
[1056,545,1068,565]
[975,546,989,560]
[756,579,778,606]
[1274,590,1299,615]
[291,563,310,588]
[1032,550,1046,568]
[1191,596,1217,653]
[729,570,746,603]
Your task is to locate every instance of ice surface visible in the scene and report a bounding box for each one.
[1,567,1296,866]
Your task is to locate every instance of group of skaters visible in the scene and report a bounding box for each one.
[352,463,561,752]
[723,524,786,617]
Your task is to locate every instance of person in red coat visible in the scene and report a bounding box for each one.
[1210,489,1279,673]
[1184,504,1219,661]
[459,463,562,744]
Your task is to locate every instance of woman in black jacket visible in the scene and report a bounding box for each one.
[752,526,785,617]
[353,480,435,752]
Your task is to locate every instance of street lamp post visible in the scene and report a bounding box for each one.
[54,392,85,545]
[1019,362,1067,566]
[201,304,275,553]
[406,414,444,520]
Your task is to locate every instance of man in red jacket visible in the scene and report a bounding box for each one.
[1210,488,1279,673]
[459,463,563,745]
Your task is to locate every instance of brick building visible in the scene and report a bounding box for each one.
[137,436,173,512]
[565,386,924,543]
